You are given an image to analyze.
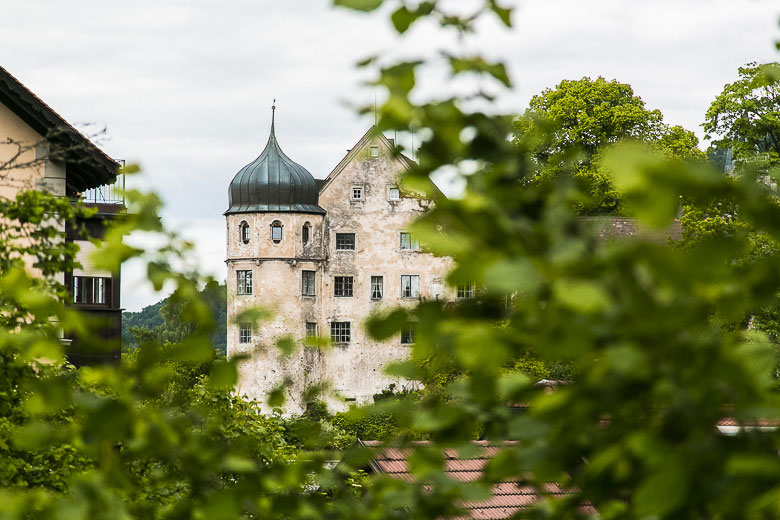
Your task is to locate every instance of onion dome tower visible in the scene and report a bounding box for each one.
[225,104,325,215]
[225,103,326,415]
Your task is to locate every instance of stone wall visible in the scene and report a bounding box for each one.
[226,132,453,415]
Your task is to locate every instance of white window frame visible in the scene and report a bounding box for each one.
[237,270,253,295]
[388,187,400,201]
[370,275,383,300]
[400,232,420,251]
[271,220,283,243]
[239,221,250,244]
[401,275,420,298]
[330,321,351,344]
[370,146,379,157]
[239,323,252,344]
[351,186,364,201]
[335,232,356,251]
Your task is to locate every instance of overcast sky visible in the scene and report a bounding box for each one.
[1,0,778,311]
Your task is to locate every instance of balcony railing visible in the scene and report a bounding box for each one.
[81,174,124,205]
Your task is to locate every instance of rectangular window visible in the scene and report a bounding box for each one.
[351,186,363,200]
[334,276,354,297]
[400,232,420,251]
[457,283,475,299]
[330,321,351,343]
[92,277,106,304]
[401,323,416,344]
[370,275,383,299]
[306,322,318,339]
[302,270,316,296]
[388,187,400,200]
[370,146,379,157]
[237,270,253,295]
[239,323,252,344]
[335,233,356,250]
[401,275,420,298]
[73,276,109,305]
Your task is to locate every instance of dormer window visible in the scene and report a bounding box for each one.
[302,222,311,245]
[271,220,283,243]
[239,221,250,244]
[351,186,363,201]
[370,146,379,157]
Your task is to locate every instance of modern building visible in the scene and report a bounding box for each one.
[0,65,124,364]
[225,109,453,414]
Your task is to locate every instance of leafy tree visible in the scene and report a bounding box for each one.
[704,61,780,167]
[514,77,703,214]
[123,281,227,354]
[4,2,780,519]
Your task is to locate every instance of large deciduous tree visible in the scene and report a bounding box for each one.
[514,77,703,214]
[704,61,780,167]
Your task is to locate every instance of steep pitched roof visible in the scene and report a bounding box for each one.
[318,126,415,194]
[358,440,596,518]
[0,65,119,194]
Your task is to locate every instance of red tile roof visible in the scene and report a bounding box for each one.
[360,440,596,518]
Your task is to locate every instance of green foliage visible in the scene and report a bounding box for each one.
[3,3,780,519]
[122,281,227,354]
[704,61,780,167]
[513,77,703,214]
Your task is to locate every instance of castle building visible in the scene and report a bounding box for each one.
[225,109,453,414]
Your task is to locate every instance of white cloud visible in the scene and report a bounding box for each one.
[0,0,778,310]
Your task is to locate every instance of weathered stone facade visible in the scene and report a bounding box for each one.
[226,127,452,415]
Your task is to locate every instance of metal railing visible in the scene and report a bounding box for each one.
[81,173,125,205]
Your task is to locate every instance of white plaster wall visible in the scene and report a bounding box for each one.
[226,133,452,415]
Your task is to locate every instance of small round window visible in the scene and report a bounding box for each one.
[271,220,283,243]
[239,221,250,244]
[302,222,311,245]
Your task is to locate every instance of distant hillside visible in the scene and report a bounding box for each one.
[122,282,227,355]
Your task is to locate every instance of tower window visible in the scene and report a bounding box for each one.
[335,233,355,250]
[401,323,416,344]
[401,275,420,298]
[239,323,252,344]
[330,321,351,344]
[302,222,311,245]
[457,283,475,299]
[388,187,400,200]
[237,270,253,295]
[239,221,250,244]
[334,276,353,297]
[302,270,316,296]
[306,322,318,339]
[400,232,420,251]
[271,220,283,243]
[370,276,383,299]
[351,186,363,200]
[370,146,379,157]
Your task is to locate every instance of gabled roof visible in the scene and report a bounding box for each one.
[356,440,596,519]
[0,65,119,194]
[318,126,416,194]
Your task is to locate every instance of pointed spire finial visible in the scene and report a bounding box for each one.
[271,99,276,132]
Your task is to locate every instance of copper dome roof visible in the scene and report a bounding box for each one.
[225,111,325,215]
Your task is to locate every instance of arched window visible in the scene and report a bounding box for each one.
[239,221,250,244]
[271,220,283,243]
[302,222,311,245]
